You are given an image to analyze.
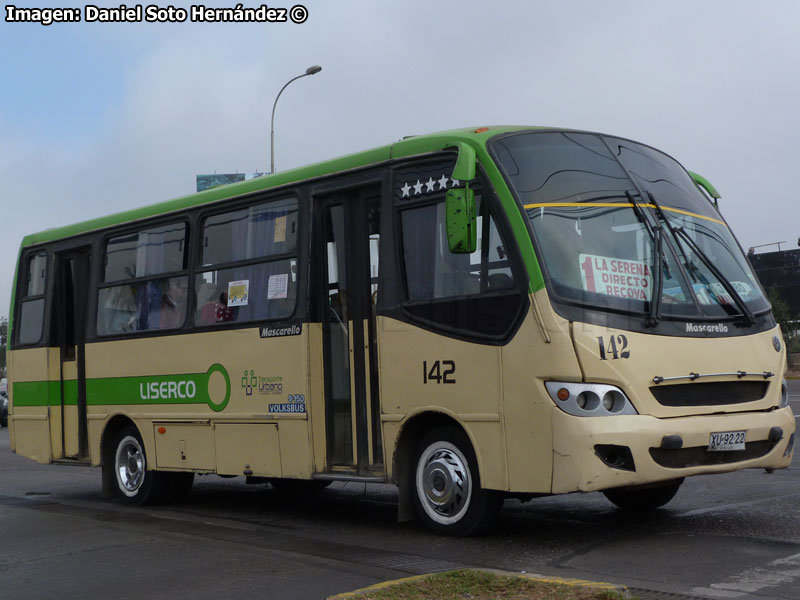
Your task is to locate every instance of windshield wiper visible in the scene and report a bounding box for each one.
[647,192,755,326]
[625,191,663,327]
[646,192,693,278]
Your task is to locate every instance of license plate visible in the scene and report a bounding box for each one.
[708,430,746,451]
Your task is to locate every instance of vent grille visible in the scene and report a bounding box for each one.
[650,440,773,468]
[649,381,768,407]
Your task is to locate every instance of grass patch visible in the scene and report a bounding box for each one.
[353,569,630,600]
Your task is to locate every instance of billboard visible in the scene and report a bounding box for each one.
[196,172,265,192]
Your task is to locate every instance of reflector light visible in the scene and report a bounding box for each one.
[157,427,166,434]
[557,388,570,401]
[474,127,489,133]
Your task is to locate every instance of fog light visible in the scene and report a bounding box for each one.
[594,444,636,471]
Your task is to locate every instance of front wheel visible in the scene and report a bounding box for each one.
[113,426,169,505]
[412,427,501,536]
[603,478,684,511]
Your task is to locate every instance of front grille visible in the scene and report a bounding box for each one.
[649,381,768,407]
[649,440,773,468]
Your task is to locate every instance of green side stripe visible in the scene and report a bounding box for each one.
[12,364,231,413]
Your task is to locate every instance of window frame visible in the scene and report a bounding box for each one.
[192,193,302,329]
[95,217,191,337]
[391,157,529,345]
[15,250,50,347]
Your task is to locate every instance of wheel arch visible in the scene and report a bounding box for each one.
[393,410,480,523]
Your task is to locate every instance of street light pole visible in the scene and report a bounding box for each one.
[270,64,322,174]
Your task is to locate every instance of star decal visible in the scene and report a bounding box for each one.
[451,178,460,187]
[438,174,449,190]
[413,180,423,195]
[425,177,436,192]
[400,182,411,197]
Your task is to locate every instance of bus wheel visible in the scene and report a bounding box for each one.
[413,427,500,536]
[113,426,168,505]
[603,478,684,511]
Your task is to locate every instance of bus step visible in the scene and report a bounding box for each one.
[52,458,92,467]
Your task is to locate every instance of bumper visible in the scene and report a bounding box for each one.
[551,405,795,493]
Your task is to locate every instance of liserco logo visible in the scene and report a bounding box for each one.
[140,380,196,400]
[125,364,230,412]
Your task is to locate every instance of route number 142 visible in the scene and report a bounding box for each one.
[597,335,630,360]
[423,360,456,384]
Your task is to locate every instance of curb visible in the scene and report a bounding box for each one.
[326,568,627,599]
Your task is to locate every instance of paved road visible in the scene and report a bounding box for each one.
[0,382,798,599]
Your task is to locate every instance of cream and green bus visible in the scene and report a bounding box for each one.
[7,127,794,535]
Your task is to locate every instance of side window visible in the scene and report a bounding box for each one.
[97,223,188,335]
[393,157,527,341]
[195,197,298,326]
[18,252,48,345]
[401,196,516,302]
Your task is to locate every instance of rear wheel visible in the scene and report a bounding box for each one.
[113,426,169,505]
[412,426,501,536]
[603,478,684,511]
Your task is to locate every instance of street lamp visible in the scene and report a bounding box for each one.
[270,64,322,173]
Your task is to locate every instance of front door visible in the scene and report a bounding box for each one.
[55,249,91,459]
[316,185,383,475]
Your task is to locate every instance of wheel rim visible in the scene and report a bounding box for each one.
[115,435,145,497]
[416,441,472,525]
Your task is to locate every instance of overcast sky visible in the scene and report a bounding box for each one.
[1,0,798,320]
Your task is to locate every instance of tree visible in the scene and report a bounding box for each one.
[767,286,798,352]
[0,317,6,375]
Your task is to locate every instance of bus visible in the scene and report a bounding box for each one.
[7,127,794,536]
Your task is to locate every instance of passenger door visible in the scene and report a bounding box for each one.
[53,248,91,460]
[314,184,383,475]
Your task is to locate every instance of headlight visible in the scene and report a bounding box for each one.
[545,382,638,417]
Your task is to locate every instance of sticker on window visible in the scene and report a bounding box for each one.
[273,215,287,243]
[579,254,652,301]
[228,280,250,307]
[268,274,289,300]
[693,282,752,306]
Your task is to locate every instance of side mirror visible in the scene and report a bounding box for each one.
[688,171,721,200]
[452,142,476,182]
[445,141,478,253]
[446,187,477,253]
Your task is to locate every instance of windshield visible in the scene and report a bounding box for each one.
[491,131,769,321]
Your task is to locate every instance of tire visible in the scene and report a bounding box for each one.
[603,478,684,511]
[412,426,501,536]
[112,426,169,505]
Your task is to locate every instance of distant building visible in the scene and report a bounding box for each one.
[749,248,800,315]
[196,172,264,192]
